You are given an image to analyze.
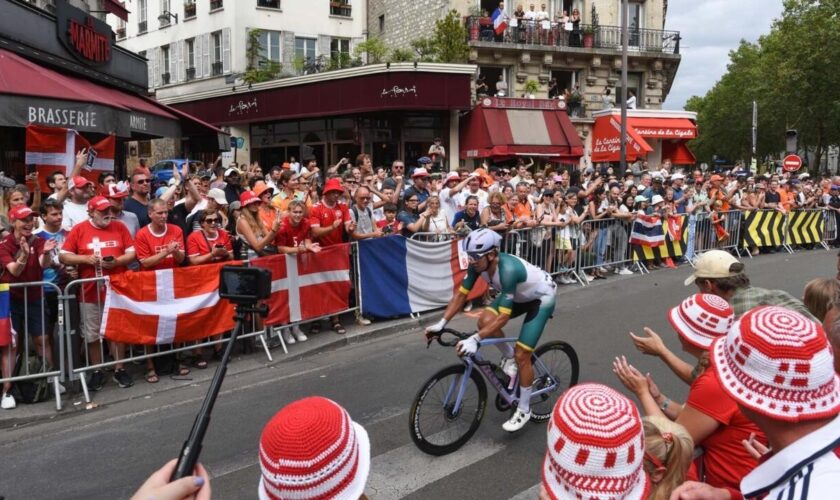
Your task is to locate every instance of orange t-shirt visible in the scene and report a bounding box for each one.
[513,199,534,220]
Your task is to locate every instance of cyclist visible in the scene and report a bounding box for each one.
[426,228,557,432]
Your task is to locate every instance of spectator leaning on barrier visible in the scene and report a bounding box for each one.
[376,203,401,235]
[60,196,136,391]
[684,250,815,319]
[398,191,422,237]
[236,191,281,260]
[349,186,383,240]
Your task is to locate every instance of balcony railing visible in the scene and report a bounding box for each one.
[162,72,171,85]
[186,67,196,80]
[138,20,147,34]
[115,27,126,39]
[330,3,351,17]
[465,17,680,54]
[211,61,223,76]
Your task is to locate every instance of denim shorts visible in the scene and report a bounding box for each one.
[11,298,46,338]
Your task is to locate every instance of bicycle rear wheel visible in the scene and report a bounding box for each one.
[409,364,487,456]
[529,341,580,422]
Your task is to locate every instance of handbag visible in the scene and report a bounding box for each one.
[564,22,573,31]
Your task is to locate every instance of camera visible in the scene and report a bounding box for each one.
[382,225,393,234]
[219,265,272,304]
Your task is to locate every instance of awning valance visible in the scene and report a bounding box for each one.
[591,115,654,163]
[662,140,697,165]
[627,117,697,139]
[460,103,584,161]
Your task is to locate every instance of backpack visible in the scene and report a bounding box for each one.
[12,355,51,404]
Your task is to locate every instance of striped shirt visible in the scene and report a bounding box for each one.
[741,414,840,499]
[729,286,817,321]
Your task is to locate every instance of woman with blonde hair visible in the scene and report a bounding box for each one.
[642,416,694,500]
[236,191,281,260]
[803,277,840,322]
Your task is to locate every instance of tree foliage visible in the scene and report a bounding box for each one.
[354,37,389,64]
[686,0,840,173]
[432,9,469,63]
[243,28,282,84]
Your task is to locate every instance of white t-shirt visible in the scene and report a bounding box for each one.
[62,200,89,231]
[457,188,488,213]
[438,187,461,223]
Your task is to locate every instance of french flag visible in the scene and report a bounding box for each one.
[0,284,13,349]
[491,7,508,35]
[358,237,486,318]
[630,214,666,247]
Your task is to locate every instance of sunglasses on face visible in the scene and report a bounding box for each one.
[204,218,219,224]
[136,179,150,184]
[359,196,372,201]
[407,198,419,203]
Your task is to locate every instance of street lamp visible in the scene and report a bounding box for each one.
[158,10,178,24]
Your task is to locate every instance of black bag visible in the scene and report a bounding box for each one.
[12,355,50,404]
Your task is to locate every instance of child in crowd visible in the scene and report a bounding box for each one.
[376,203,401,235]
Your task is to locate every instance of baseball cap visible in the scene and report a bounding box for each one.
[88,196,111,212]
[322,178,344,195]
[224,167,241,178]
[411,168,430,178]
[445,172,461,183]
[683,250,742,286]
[71,176,92,189]
[650,194,665,205]
[634,195,648,204]
[206,188,229,205]
[239,190,260,207]
[417,156,433,165]
[197,169,213,180]
[103,181,130,199]
[671,173,685,181]
[154,187,168,198]
[9,206,34,221]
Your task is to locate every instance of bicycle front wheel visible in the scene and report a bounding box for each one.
[529,341,580,422]
[409,364,487,456]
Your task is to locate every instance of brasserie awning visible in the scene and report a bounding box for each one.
[460,100,584,161]
[0,48,225,147]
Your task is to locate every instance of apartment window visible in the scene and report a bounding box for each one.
[378,14,385,34]
[161,45,171,84]
[210,0,223,10]
[159,0,172,27]
[295,37,316,63]
[258,30,282,64]
[115,19,126,39]
[330,38,350,67]
[184,0,196,18]
[185,38,196,80]
[257,0,280,8]
[138,0,148,33]
[211,31,223,75]
[330,0,351,17]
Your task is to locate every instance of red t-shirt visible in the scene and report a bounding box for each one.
[186,229,233,257]
[685,368,765,491]
[0,234,47,300]
[308,201,350,247]
[61,220,134,303]
[376,219,401,233]
[134,223,185,271]
[274,216,311,248]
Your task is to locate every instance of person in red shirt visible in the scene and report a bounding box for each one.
[134,198,188,380]
[0,206,58,408]
[308,178,353,335]
[375,203,401,235]
[60,196,136,391]
[134,198,185,272]
[186,209,233,266]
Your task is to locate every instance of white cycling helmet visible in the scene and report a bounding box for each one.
[462,228,502,259]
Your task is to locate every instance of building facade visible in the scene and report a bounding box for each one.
[111,0,366,165]
[369,0,682,168]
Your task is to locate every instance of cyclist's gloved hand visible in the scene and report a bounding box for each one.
[425,318,447,337]
[457,334,481,357]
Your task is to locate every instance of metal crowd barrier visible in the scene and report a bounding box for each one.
[410,231,458,242]
[691,211,743,259]
[824,209,838,248]
[0,282,64,410]
[576,218,637,282]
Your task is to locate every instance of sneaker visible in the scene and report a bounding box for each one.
[356,316,372,326]
[584,274,595,282]
[500,357,518,379]
[617,267,633,276]
[597,266,609,273]
[464,302,473,312]
[562,275,576,284]
[87,370,105,392]
[292,325,308,342]
[502,407,531,432]
[282,328,296,345]
[113,369,134,389]
[1,392,15,410]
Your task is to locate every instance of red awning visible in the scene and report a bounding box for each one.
[104,0,130,22]
[627,117,697,139]
[591,115,653,163]
[459,104,584,160]
[662,140,697,165]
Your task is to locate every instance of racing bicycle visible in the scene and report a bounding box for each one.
[409,328,579,456]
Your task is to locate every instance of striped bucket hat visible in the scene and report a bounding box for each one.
[668,293,735,349]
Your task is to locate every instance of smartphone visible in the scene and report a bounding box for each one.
[102,256,115,262]
[214,244,225,249]
[86,148,98,169]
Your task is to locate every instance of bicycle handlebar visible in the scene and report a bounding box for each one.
[426,327,472,348]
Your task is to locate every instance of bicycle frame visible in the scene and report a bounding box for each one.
[442,337,560,414]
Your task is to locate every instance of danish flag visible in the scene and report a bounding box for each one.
[251,245,351,326]
[25,124,115,192]
[100,263,238,345]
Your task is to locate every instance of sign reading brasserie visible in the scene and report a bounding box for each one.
[56,0,112,65]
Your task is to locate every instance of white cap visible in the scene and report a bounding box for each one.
[650,194,665,205]
[671,173,685,181]
[206,188,229,205]
[224,167,241,178]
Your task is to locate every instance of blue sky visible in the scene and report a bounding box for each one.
[662,0,784,110]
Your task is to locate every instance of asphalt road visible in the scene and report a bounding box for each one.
[0,250,833,500]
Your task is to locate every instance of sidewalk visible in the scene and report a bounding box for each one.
[0,312,430,430]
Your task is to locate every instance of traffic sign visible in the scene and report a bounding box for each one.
[782,154,802,172]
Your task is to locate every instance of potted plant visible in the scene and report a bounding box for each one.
[523,79,540,98]
[582,26,595,48]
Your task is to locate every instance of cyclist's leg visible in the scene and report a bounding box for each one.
[481,299,514,358]
[514,295,556,410]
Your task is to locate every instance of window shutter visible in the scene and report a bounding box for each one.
[202,33,211,77]
[152,47,161,88]
[146,52,154,90]
[222,27,231,74]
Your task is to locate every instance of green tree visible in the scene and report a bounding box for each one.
[243,28,282,84]
[432,10,469,63]
[411,38,438,62]
[354,37,388,64]
[389,48,416,62]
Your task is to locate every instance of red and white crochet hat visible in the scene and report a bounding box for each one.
[258,396,370,500]
[542,383,650,500]
[711,306,840,422]
[668,293,735,349]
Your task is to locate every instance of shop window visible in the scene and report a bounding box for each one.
[138,141,152,158]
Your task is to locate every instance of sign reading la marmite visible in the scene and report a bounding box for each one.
[56,0,112,65]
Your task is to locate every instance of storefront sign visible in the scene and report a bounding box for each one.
[480,97,566,110]
[0,94,127,136]
[380,85,418,98]
[56,0,113,65]
[228,98,259,116]
[632,127,696,139]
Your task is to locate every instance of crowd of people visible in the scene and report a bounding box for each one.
[132,249,840,499]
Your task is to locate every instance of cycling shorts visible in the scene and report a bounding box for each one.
[487,293,555,351]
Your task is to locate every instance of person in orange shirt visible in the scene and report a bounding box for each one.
[512,182,537,226]
[253,181,278,229]
[707,174,730,212]
[271,171,312,214]
[778,180,796,212]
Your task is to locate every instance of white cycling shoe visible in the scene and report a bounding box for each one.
[502,407,531,432]
[500,357,518,379]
